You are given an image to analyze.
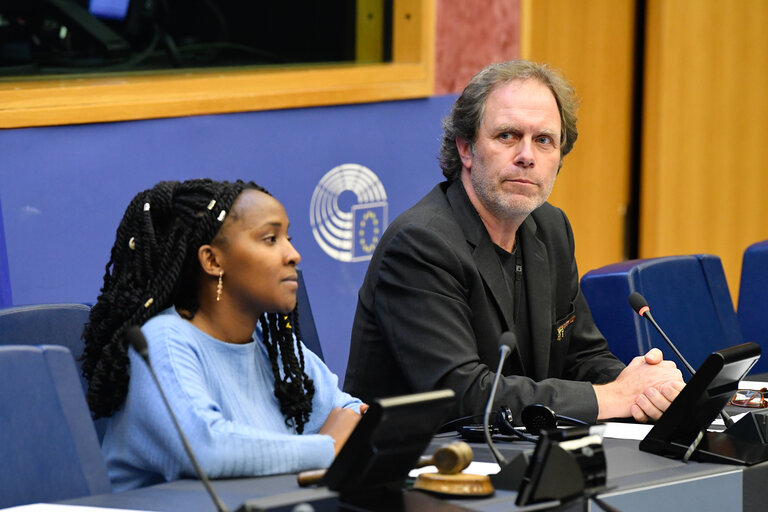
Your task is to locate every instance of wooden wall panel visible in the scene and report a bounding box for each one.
[641,0,768,302]
[521,0,637,276]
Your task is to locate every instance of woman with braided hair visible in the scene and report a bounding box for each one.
[82,178,365,492]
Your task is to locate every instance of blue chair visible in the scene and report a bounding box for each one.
[737,239,768,373]
[296,268,324,361]
[0,345,111,508]
[0,303,112,442]
[0,303,91,391]
[581,254,744,372]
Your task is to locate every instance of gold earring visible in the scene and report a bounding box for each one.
[216,271,223,302]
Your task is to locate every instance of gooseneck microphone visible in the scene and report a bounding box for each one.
[628,292,695,375]
[627,292,733,428]
[126,326,232,512]
[483,332,516,466]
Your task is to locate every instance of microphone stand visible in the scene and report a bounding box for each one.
[127,327,231,512]
[483,344,510,466]
[480,333,535,491]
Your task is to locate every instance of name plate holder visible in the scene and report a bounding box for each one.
[515,425,607,507]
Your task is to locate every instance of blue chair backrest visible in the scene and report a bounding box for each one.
[737,239,768,373]
[0,303,91,391]
[581,254,743,372]
[296,268,324,361]
[0,303,110,442]
[0,345,111,508]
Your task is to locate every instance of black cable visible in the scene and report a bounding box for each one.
[498,415,538,443]
[438,413,484,432]
[36,28,161,73]
[162,32,182,67]
[199,0,230,42]
[176,42,285,64]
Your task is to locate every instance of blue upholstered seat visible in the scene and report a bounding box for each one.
[737,240,768,373]
[0,303,109,443]
[0,345,111,508]
[581,255,744,372]
[0,302,92,391]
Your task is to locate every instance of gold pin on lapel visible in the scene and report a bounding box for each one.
[556,316,575,341]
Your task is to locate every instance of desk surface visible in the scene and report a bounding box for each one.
[60,436,765,512]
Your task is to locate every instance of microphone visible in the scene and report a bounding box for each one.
[628,292,695,375]
[627,293,733,427]
[483,332,516,466]
[126,326,232,512]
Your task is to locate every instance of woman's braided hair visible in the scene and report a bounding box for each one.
[81,179,315,433]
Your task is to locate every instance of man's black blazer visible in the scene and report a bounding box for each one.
[344,180,625,422]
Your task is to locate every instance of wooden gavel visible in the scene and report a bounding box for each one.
[417,440,474,474]
[297,440,474,487]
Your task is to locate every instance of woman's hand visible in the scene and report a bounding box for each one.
[319,405,367,456]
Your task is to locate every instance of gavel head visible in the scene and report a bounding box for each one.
[433,441,473,474]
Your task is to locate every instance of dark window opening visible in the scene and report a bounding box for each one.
[0,0,393,77]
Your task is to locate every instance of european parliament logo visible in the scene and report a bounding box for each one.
[310,163,388,262]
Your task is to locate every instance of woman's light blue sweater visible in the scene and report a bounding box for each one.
[102,308,361,492]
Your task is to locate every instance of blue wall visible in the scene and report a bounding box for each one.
[0,95,457,381]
